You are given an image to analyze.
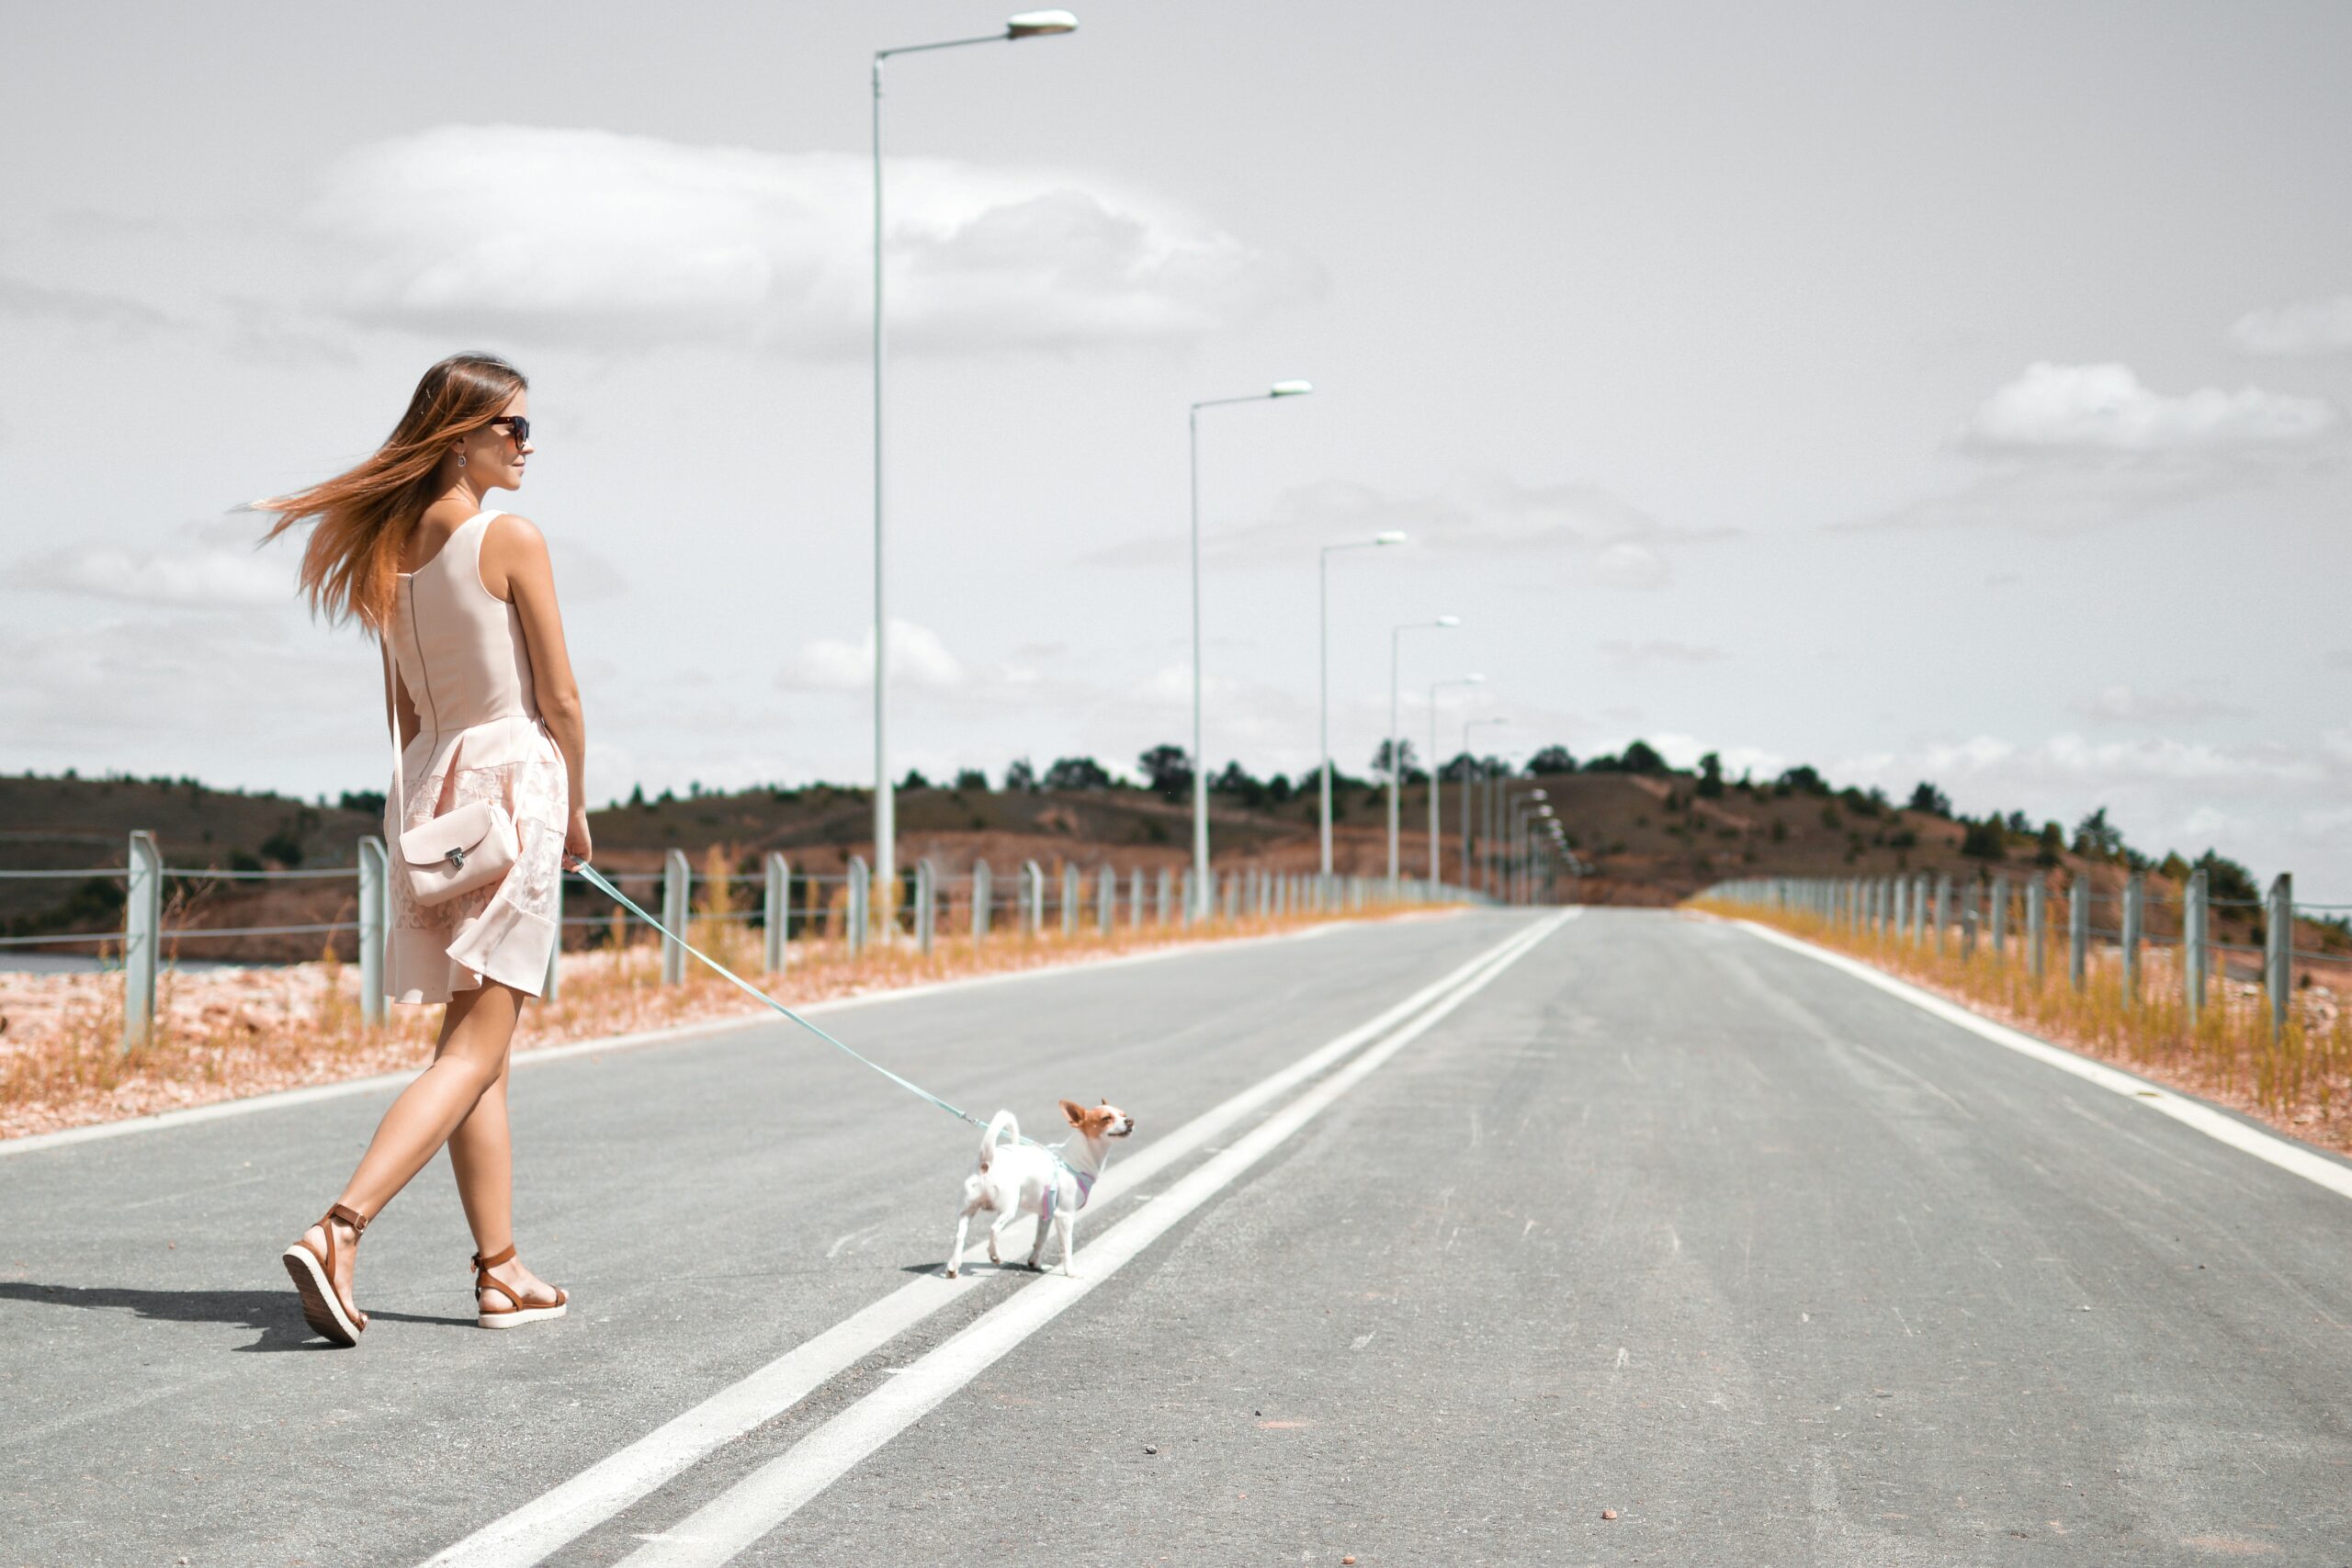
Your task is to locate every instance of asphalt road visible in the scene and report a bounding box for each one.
[4,910,2348,1567]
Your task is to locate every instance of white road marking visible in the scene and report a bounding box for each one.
[415,913,1566,1568]
[1736,919,2352,1203]
[613,912,1571,1568]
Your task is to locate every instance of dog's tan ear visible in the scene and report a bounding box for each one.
[1058,1099,1088,1126]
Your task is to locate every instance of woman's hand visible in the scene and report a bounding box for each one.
[563,806,594,870]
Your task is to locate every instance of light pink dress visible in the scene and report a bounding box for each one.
[382,511,568,1004]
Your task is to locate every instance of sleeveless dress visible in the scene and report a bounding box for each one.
[382,511,569,1004]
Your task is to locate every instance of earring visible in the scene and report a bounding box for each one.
[458,453,468,469]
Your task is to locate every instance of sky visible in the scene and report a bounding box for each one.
[5,1,2350,897]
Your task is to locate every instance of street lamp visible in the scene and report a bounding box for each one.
[1427,674,1484,886]
[1506,786,1548,906]
[1461,715,1509,894]
[1387,615,1459,887]
[1191,379,1313,919]
[1318,530,1406,879]
[870,10,1079,929]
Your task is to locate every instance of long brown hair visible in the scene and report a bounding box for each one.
[261,353,527,635]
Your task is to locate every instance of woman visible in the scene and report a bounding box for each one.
[261,353,590,1347]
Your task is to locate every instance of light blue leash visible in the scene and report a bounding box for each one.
[572,862,1072,1169]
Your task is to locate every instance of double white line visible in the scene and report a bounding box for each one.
[423,911,1570,1568]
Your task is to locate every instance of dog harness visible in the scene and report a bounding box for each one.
[1040,1168,1097,1225]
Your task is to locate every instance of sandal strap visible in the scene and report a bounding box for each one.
[327,1202,369,1236]
[472,1241,517,1273]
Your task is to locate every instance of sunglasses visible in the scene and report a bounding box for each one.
[488,416,532,444]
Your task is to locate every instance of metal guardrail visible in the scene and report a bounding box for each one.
[7,831,1478,1051]
[1702,865,2331,1041]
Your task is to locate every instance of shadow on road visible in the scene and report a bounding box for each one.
[0,1281,472,1351]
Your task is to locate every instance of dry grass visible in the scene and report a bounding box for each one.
[1692,898,2352,1156]
[0,895,1445,1142]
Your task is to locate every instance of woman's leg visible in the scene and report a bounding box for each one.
[447,1053,514,1255]
[340,982,525,1215]
[296,983,526,1322]
[447,1023,563,1309]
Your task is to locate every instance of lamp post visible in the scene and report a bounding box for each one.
[1191,378,1313,918]
[1427,674,1484,886]
[1387,615,1459,887]
[1506,787,1548,906]
[1318,531,1406,878]
[1462,716,1510,894]
[870,11,1078,931]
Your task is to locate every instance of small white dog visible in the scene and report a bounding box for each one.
[944,1099,1135,1279]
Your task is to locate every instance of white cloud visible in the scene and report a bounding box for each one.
[311,124,1317,355]
[2229,294,2352,357]
[15,522,289,608]
[777,618,966,693]
[1962,362,2334,452]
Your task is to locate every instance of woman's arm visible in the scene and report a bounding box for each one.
[483,514,592,865]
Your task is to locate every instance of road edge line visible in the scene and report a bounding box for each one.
[1733,918,2352,1201]
[1,912,1460,1159]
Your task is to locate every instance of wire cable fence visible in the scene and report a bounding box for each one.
[7,831,1482,1051]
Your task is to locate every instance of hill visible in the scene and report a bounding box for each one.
[0,761,2313,970]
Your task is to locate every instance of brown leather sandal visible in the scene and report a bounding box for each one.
[472,1243,569,1330]
[281,1203,368,1347]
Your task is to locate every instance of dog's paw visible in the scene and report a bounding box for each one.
[944,1266,959,1280]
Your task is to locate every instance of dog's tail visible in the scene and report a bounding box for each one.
[978,1109,1019,1171]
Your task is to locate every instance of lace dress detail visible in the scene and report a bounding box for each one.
[382,512,569,1004]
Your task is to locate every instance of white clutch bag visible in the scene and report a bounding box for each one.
[383,641,520,908]
[397,800,519,907]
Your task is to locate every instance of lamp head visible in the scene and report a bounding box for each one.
[1374,530,1407,546]
[1007,9,1079,37]
[1269,379,1314,398]
[1464,673,1486,684]
[1435,615,1461,627]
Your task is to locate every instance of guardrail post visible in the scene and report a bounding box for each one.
[916,859,937,955]
[1023,860,1045,938]
[543,860,564,1004]
[1179,870,1194,927]
[763,853,790,974]
[357,835,388,1025]
[2026,878,2045,984]
[2185,867,2208,1017]
[1061,863,1080,937]
[1157,867,1172,926]
[2267,872,2291,1040]
[662,849,692,983]
[123,829,162,1051]
[2120,872,2142,1000]
[2068,872,2088,991]
[972,860,991,942]
[1224,870,1240,923]
[1933,874,1951,957]
[1098,864,1115,937]
[1989,874,2008,963]
[1130,866,1146,928]
[845,856,869,961]
[1892,876,1907,943]
[1960,879,1978,960]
